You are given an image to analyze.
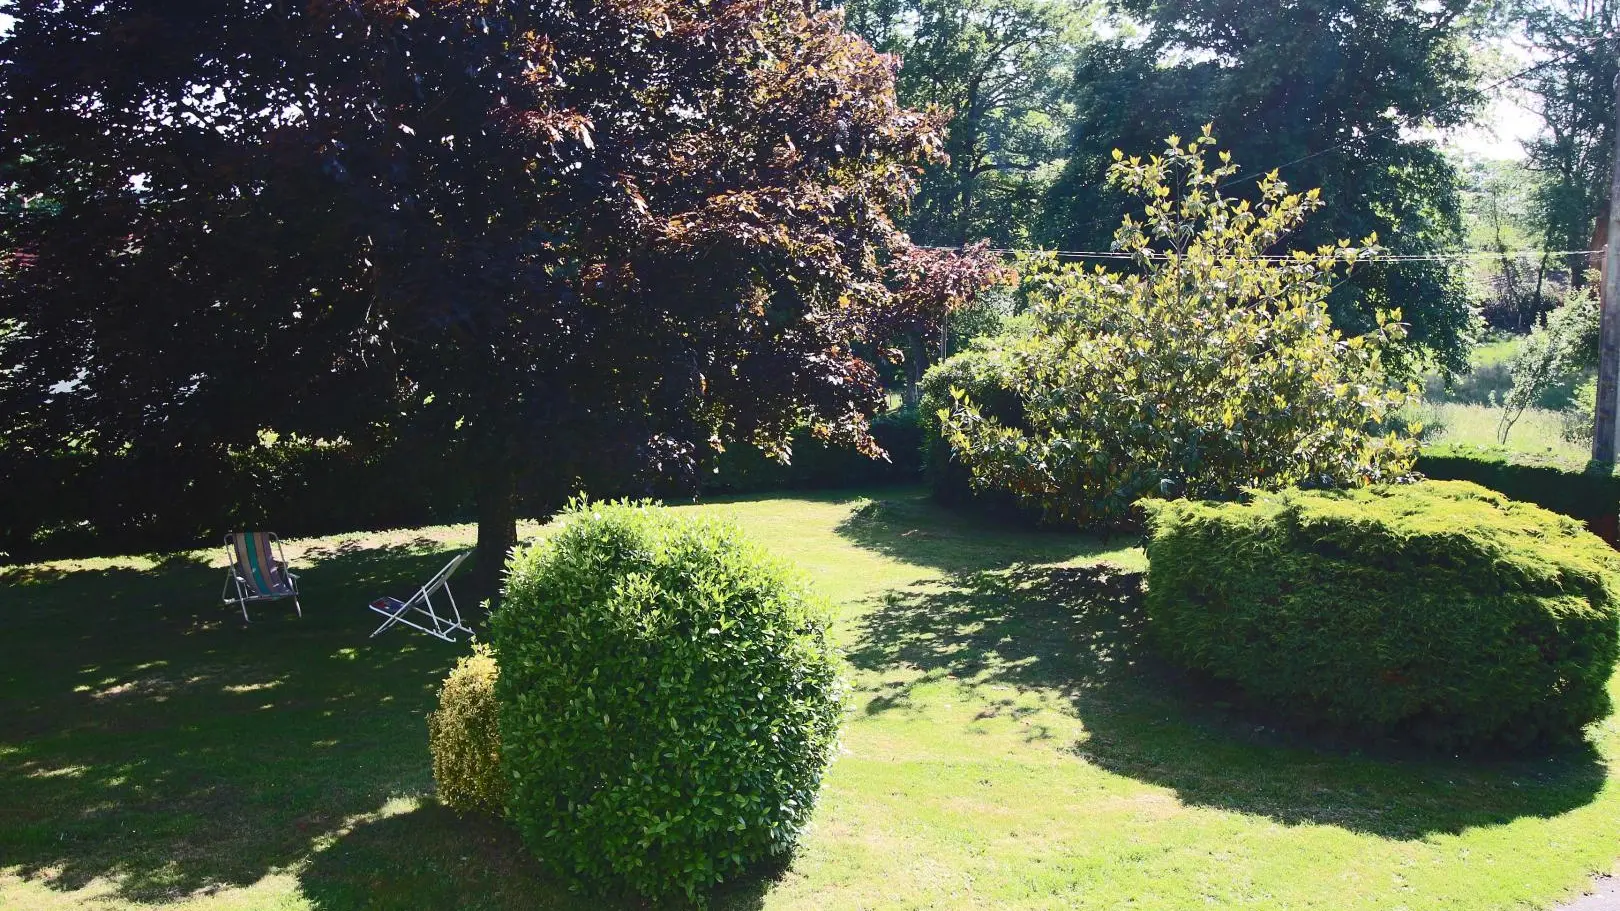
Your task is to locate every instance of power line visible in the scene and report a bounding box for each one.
[920,245,1604,263]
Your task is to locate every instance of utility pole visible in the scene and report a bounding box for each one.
[1592,65,1620,464]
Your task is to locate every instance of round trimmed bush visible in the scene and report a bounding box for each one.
[1143,481,1620,751]
[427,644,507,815]
[490,501,844,902]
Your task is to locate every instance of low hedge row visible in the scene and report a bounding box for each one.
[700,408,924,495]
[1144,481,1620,751]
[0,440,475,563]
[1416,444,1620,539]
[1,410,924,564]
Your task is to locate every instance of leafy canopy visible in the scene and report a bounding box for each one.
[844,0,1090,247]
[1042,0,1483,374]
[0,0,1003,578]
[941,129,1418,526]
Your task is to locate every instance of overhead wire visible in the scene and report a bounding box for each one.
[917,246,1605,263]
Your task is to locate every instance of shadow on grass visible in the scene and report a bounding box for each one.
[843,559,1608,841]
[0,540,483,904]
[834,495,1134,575]
[298,801,783,911]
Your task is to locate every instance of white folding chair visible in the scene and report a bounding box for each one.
[367,551,474,642]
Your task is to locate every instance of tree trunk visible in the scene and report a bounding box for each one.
[473,460,518,609]
[903,333,923,407]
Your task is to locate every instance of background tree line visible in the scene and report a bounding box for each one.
[842,0,1619,375]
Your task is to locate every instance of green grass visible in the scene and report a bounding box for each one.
[1472,335,1524,369]
[4,488,1620,909]
[1415,401,1589,462]
[1414,331,1594,462]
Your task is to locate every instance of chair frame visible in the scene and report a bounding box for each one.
[367,551,473,643]
[222,532,303,623]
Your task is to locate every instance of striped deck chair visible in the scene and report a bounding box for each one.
[367,551,473,642]
[222,532,303,623]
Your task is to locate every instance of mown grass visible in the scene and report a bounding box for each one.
[3,489,1619,910]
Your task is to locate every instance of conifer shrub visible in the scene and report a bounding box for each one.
[490,501,844,902]
[1417,443,1620,542]
[427,644,507,816]
[1143,481,1620,750]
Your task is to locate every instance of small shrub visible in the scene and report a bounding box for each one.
[919,344,1035,521]
[490,501,844,903]
[1143,481,1620,750]
[1561,378,1597,447]
[427,644,507,816]
[1498,282,1598,444]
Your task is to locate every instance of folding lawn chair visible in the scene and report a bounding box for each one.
[222,531,303,623]
[367,551,474,642]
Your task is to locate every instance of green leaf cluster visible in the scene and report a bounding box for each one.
[427,644,507,817]
[489,501,844,903]
[919,343,1038,521]
[1143,481,1620,751]
[940,133,1418,527]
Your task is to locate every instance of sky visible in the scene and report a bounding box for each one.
[1447,94,1540,160]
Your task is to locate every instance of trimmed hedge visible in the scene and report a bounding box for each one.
[700,408,923,495]
[427,645,507,816]
[1,408,921,564]
[1144,481,1620,751]
[490,502,844,902]
[1417,443,1620,542]
[0,440,473,563]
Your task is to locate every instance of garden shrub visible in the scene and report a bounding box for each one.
[1417,443,1620,543]
[918,343,1038,522]
[427,644,507,816]
[1143,481,1620,751]
[490,501,844,902]
[941,131,1417,528]
[702,408,923,494]
[1497,280,1598,445]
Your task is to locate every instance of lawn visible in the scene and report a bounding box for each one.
[1416,401,1589,462]
[3,488,1619,910]
[1414,331,1593,462]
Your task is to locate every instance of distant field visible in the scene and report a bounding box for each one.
[1416,332,1592,462]
[1414,401,1588,462]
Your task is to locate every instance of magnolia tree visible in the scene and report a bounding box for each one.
[941,128,1418,526]
[0,1,1005,588]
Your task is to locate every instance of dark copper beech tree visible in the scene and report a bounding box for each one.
[0,0,1004,590]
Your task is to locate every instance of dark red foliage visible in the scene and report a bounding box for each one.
[0,0,1005,574]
